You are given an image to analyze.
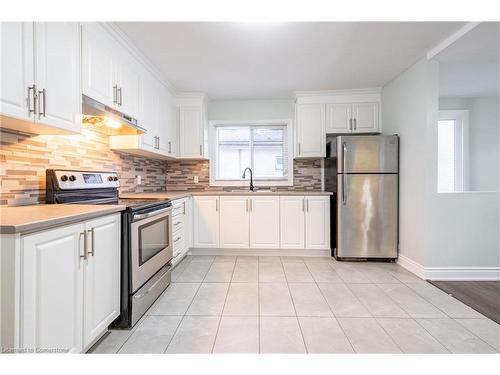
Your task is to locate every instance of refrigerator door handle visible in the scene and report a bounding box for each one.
[342,142,347,205]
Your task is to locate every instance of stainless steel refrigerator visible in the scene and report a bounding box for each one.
[326,135,399,260]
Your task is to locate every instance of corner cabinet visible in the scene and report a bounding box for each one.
[0,22,81,135]
[0,213,121,353]
[177,93,208,159]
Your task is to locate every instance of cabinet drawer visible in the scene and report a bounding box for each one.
[172,215,184,232]
[172,201,185,217]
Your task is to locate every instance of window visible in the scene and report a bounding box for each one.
[437,110,469,193]
[210,122,293,186]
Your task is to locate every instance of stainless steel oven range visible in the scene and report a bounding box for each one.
[46,169,173,328]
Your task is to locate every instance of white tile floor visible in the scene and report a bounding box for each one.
[89,255,500,354]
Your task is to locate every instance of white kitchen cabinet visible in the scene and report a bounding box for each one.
[351,102,379,133]
[326,103,352,133]
[81,23,116,108]
[295,103,326,158]
[193,196,220,248]
[219,196,250,248]
[0,22,34,123]
[0,22,80,135]
[172,197,192,266]
[249,196,280,248]
[305,196,330,249]
[82,23,140,119]
[179,106,205,158]
[83,214,121,348]
[279,196,306,249]
[21,223,85,353]
[158,86,178,157]
[1,213,121,353]
[34,22,81,133]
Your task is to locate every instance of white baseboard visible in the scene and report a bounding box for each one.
[397,254,426,279]
[189,248,331,257]
[397,254,500,281]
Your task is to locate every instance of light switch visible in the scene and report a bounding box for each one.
[194,175,199,184]
[136,175,142,185]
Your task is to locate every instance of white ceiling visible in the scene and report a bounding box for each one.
[116,22,463,100]
[436,23,500,98]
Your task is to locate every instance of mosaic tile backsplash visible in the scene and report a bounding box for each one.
[0,129,167,206]
[1,128,323,206]
[166,159,323,192]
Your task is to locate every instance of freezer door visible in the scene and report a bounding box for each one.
[337,173,398,258]
[337,135,399,173]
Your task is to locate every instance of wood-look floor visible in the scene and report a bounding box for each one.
[429,281,500,324]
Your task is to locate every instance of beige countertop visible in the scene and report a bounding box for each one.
[0,204,126,234]
[121,190,333,201]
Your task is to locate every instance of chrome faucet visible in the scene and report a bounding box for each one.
[242,167,254,192]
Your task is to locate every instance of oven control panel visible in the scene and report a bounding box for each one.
[54,170,120,190]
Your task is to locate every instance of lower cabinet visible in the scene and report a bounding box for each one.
[280,196,330,250]
[193,196,220,248]
[192,195,329,251]
[249,196,280,248]
[9,213,121,353]
[171,197,193,266]
[219,196,249,248]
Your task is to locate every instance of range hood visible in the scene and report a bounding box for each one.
[81,95,146,136]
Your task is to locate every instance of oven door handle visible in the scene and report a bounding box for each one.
[132,207,172,221]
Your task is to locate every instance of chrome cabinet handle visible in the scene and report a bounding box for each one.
[215,199,219,212]
[113,85,118,105]
[343,142,348,205]
[174,236,182,243]
[199,144,202,156]
[306,199,309,212]
[302,198,305,212]
[246,199,249,212]
[168,141,172,153]
[353,118,357,131]
[118,87,122,106]
[249,199,252,212]
[88,228,95,256]
[173,220,182,226]
[79,231,88,260]
[27,85,36,116]
[37,88,46,119]
[298,143,301,155]
[183,201,186,214]
[349,118,353,131]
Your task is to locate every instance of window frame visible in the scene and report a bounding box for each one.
[208,119,294,187]
[437,110,470,193]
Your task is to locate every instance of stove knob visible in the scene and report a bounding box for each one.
[68,175,76,182]
[108,176,114,182]
[60,175,68,182]
[113,176,118,181]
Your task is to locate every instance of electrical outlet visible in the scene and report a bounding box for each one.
[194,175,199,184]
[136,175,142,185]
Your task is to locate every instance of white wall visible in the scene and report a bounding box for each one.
[382,58,430,266]
[208,99,294,121]
[383,57,500,277]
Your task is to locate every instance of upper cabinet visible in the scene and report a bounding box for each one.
[177,93,208,159]
[0,22,81,135]
[295,103,326,158]
[294,89,381,158]
[82,23,140,119]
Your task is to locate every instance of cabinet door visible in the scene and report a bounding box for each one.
[179,106,204,158]
[326,103,352,134]
[193,196,220,248]
[279,196,305,249]
[83,214,121,348]
[305,196,330,249]
[0,22,34,122]
[116,53,140,119]
[249,196,280,249]
[35,22,81,133]
[21,223,85,353]
[296,103,325,158]
[185,197,193,249]
[81,23,116,107]
[160,87,177,157]
[140,72,159,150]
[219,196,250,248]
[352,102,379,133]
